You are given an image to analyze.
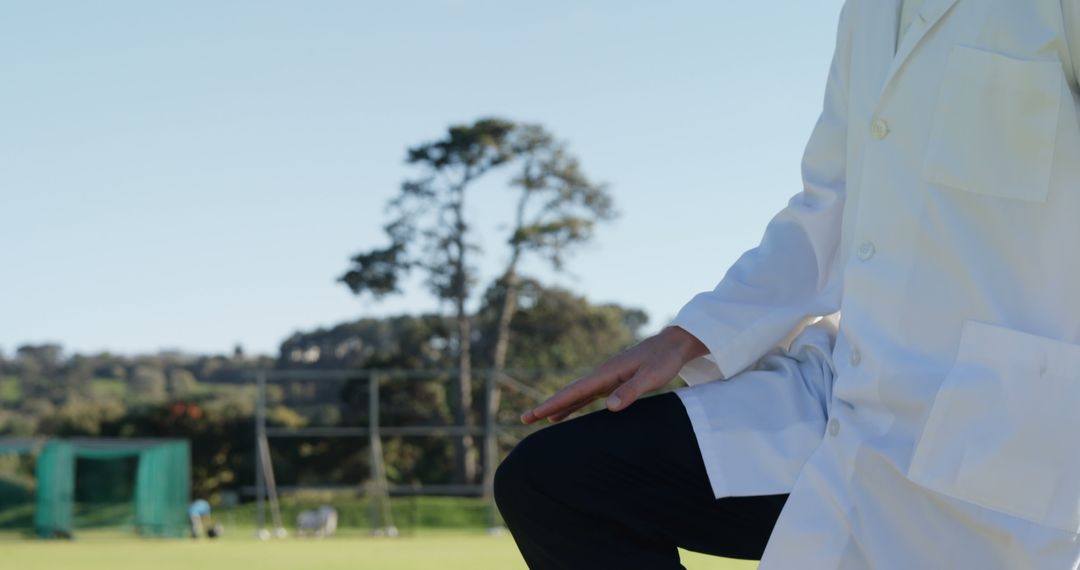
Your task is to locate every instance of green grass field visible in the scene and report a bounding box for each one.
[2,531,756,570]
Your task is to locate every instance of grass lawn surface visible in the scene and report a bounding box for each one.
[2,530,757,570]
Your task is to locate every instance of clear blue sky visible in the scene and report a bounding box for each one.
[0,0,845,357]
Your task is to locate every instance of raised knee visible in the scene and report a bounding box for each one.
[494,430,556,517]
[493,453,520,515]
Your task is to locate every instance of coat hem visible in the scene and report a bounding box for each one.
[676,387,731,499]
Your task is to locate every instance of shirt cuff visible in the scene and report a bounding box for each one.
[667,304,764,386]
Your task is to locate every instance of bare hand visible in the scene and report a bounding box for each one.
[520,326,708,424]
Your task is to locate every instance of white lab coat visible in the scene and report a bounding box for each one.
[670,0,1080,567]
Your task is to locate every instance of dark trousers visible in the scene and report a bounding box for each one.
[494,392,788,570]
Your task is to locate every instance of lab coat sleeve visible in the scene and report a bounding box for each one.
[670,3,854,385]
[1065,0,1080,88]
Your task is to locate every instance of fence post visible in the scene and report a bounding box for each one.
[368,373,393,534]
[482,369,501,531]
[255,370,266,536]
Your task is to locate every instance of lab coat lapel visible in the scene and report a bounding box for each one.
[881,0,961,91]
[862,0,901,100]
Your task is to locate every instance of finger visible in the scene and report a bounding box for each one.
[521,367,626,424]
[546,395,601,423]
[606,367,665,412]
[521,378,605,424]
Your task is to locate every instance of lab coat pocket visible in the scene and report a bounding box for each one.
[908,320,1080,533]
[922,46,1064,203]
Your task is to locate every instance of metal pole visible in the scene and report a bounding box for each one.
[367,373,393,534]
[482,370,500,530]
[255,370,266,536]
[259,434,285,534]
[368,373,378,533]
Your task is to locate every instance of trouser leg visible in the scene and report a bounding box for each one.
[494,392,788,570]
[189,514,203,538]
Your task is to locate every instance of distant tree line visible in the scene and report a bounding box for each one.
[0,282,647,503]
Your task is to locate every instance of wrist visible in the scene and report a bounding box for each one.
[661,325,708,364]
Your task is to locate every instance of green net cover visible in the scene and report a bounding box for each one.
[0,440,39,533]
[133,442,190,537]
[34,441,74,537]
[27,439,190,538]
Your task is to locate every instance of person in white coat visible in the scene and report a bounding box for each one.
[495,0,1080,568]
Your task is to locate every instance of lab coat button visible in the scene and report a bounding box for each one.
[849,348,861,366]
[871,118,890,140]
[857,241,876,261]
[828,418,840,437]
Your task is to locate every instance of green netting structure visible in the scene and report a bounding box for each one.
[0,439,37,534]
[0,438,189,538]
